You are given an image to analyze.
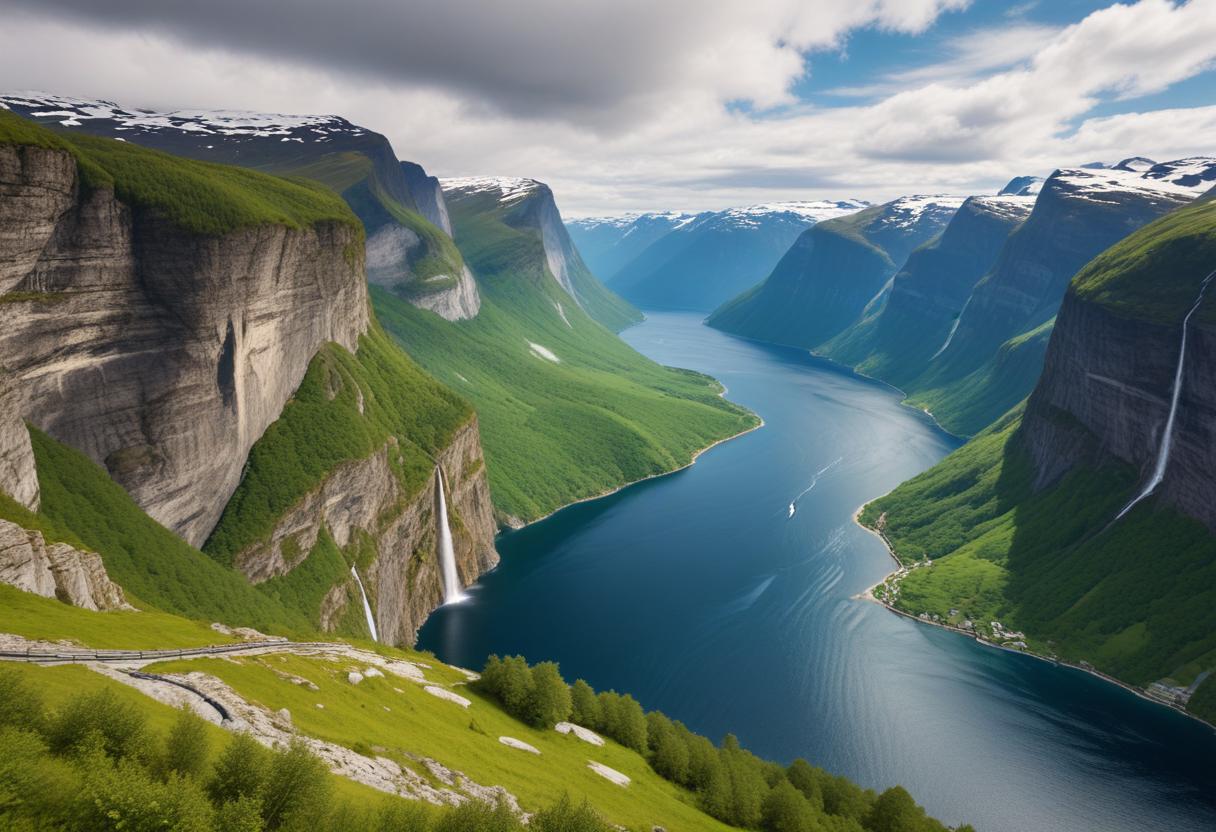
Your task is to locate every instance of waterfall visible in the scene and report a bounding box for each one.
[436,466,466,604]
[931,296,971,359]
[1115,269,1216,521]
[350,566,379,642]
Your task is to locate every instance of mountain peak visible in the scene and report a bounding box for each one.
[439,176,547,205]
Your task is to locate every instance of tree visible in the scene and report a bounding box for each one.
[597,691,646,752]
[160,707,211,780]
[569,679,601,729]
[786,759,826,813]
[209,732,270,805]
[499,656,534,717]
[260,740,331,831]
[720,735,768,829]
[862,786,928,832]
[762,780,820,832]
[685,733,723,792]
[0,668,44,732]
[646,712,690,784]
[525,662,572,728]
[77,752,214,832]
[216,796,267,832]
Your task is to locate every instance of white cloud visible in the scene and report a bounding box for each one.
[0,0,1212,216]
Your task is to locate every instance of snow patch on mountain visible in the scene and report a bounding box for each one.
[876,195,967,230]
[1055,159,1216,205]
[440,177,543,204]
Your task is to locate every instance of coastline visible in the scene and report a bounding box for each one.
[501,413,764,531]
[850,502,1216,733]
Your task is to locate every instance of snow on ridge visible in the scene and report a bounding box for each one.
[0,91,357,137]
[879,194,967,228]
[440,176,544,204]
[971,193,1037,219]
[1053,159,1216,204]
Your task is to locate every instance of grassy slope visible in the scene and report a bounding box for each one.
[0,110,359,238]
[374,192,759,523]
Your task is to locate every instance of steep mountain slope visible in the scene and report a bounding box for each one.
[861,195,1216,721]
[902,159,1216,435]
[0,91,481,321]
[0,111,498,644]
[606,200,869,312]
[441,177,641,332]
[820,194,1034,386]
[374,177,759,524]
[707,196,963,348]
[566,211,701,282]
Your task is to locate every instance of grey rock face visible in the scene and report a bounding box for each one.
[400,162,453,236]
[365,225,480,321]
[0,376,39,510]
[0,144,369,545]
[234,417,498,645]
[1023,290,1216,531]
[0,518,133,610]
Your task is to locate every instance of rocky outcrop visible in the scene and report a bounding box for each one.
[0,144,369,545]
[1022,288,1216,531]
[0,518,132,610]
[234,417,498,645]
[400,161,453,236]
[365,224,480,321]
[0,376,38,510]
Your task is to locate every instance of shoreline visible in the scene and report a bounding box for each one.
[850,502,1216,734]
[501,413,765,532]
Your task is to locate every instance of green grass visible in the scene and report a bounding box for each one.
[1073,196,1216,324]
[0,110,360,237]
[203,326,470,563]
[19,427,315,636]
[373,192,758,523]
[862,411,1216,687]
[0,584,236,649]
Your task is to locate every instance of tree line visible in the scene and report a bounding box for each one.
[477,655,971,832]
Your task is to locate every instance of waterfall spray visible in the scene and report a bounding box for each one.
[1115,269,1216,521]
[350,566,379,642]
[436,466,466,604]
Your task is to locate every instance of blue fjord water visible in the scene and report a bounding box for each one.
[419,312,1216,832]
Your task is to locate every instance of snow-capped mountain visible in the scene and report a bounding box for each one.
[594,199,869,311]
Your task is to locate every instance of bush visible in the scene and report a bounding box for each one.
[78,752,215,832]
[530,794,614,832]
[46,689,148,761]
[0,667,44,732]
[161,707,212,780]
[209,732,270,805]
[432,798,522,832]
[261,740,331,831]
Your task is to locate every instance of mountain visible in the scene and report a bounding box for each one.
[860,193,1216,724]
[442,177,641,332]
[819,194,1035,386]
[707,195,963,348]
[899,159,1216,435]
[0,91,482,322]
[998,175,1043,196]
[566,211,702,282]
[604,201,869,312]
[374,176,758,523]
[0,109,497,644]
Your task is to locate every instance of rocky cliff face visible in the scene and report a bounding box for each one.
[0,143,369,545]
[233,417,498,644]
[400,162,453,236]
[1022,210,1216,531]
[0,92,481,324]
[0,518,132,610]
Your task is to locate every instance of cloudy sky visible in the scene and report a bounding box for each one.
[1,0,1214,215]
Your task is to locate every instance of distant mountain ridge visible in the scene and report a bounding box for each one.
[570,199,868,311]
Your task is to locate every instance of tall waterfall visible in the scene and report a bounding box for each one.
[1115,269,1216,521]
[350,566,379,642]
[436,466,466,604]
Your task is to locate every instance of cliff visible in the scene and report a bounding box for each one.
[708,196,962,349]
[862,195,1216,710]
[902,160,1215,435]
[821,194,1033,385]
[0,131,368,546]
[0,92,481,322]
[0,517,132,611]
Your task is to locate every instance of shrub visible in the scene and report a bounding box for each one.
[78,753,215,832]
[208,732,270,805]
[432,798,522,832]
[530,794,614,832]
[0,667,44,732]
[46,689,148,761]
[261,740,331,831]
[160,707,212,780]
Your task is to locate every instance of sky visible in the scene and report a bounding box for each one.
[0,0,1213,216]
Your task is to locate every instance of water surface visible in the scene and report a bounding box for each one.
[420,312,1216,832]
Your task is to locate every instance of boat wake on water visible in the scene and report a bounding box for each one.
[788,457,843,519]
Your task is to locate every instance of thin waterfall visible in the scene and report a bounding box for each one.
[350,565,379,642]
[1115,268,1216,521]
[931,296,971,359]
[436,466,466,604]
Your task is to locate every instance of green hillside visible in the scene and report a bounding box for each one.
[375,188,759,524]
